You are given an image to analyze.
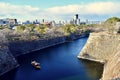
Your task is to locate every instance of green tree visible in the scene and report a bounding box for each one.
[34,25,46,34]
[62,24,75,35]
[105,17,120,25]
[105,17,120,33]
[16,26,25,32]
[26,24,35,31]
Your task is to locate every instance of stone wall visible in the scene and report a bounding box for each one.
[102,44,120,80]
[0,33,18,76]
[77,32,120,80]
[9,33,88,57]
[8,37,66,57]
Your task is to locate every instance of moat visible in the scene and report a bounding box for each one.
[0,37,103,80]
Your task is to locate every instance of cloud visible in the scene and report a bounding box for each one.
[46,2,120,15]
[0,2,40,21]
[0,2,120,21]
[44,2,120,21]
[0,2,39,14]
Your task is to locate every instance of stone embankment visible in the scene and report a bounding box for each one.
[8,33,88,57]
[9,36,66,57]
[0,33,18,76]
[78,32,120,80]
[102,44,120,80]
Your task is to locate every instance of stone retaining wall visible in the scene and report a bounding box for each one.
[0,33,18,76]
[78,32,120,80]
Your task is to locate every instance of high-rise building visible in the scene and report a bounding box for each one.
[74,14,78,20]
[52,20,56,26]
[42,19,44,23]
[78,19,80,24]
[73,14,79,25]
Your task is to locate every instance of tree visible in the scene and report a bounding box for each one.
[105,17,120,25]
[16,26,25,32]
[62,24,75,35]
[105,17,120,33]
[34,25,47,34]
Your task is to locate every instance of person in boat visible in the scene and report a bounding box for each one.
[31,61,40,69]
[31,61,40,66]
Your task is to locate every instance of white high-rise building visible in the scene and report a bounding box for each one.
[73,14,80,25]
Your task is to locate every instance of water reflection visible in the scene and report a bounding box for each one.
[80,59,104,80]
[0,68,17,80]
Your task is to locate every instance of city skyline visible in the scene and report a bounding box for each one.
[0,0,120,21]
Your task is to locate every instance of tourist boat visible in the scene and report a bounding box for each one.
[31,61,41,69]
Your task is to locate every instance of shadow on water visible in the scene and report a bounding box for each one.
[0,38,104,80]
[79,59,104,80]
[0,68,18,80]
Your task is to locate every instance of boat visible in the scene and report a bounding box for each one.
[31,61,41,69]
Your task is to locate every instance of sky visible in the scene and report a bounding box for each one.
[0,0,120,22]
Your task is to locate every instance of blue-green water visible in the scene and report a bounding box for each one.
[1,38,103,80]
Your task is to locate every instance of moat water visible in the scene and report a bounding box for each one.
[1,37,103,80]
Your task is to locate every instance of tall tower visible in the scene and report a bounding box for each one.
[74,14,79,24]
[75,14,78,20]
